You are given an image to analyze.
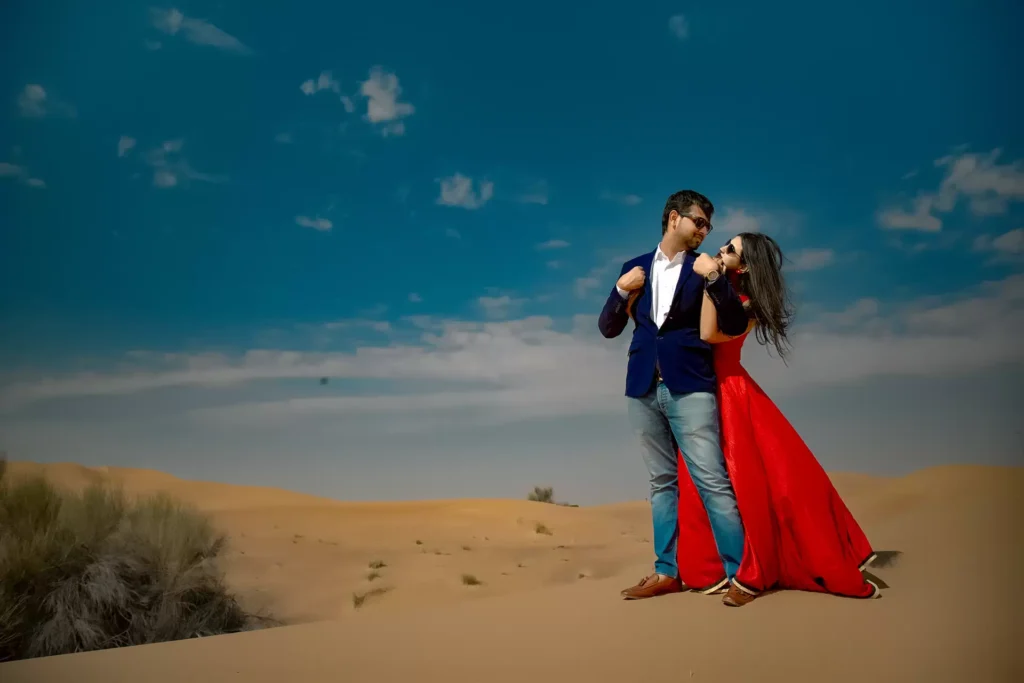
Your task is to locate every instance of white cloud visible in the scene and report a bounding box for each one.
[436,173,494,210]
[536,240,570,250]
[300,71,339,96]
[0,162,24,178]
[3,275,1019,426]
[787,248,835,272]
[935,148,1024,215]
[601,191,642,206]
[574,277,601,298]
[143,139,227,189]
[274,132,293,144]
[992,229,1024,254]
[322,319,391,334]
[359,67,414,136]
[408,293,423,303]
[573,255,627,299]
[877,194,942,232]
[0,161,45,189]
[973,228,1024,263]
[118,136,137,157]
[879,148,1024,231]
[668,14,689,41]
[518,181,549,205]
[477,295,527,320]
[716,208,761,235]
[445,228,462,240]
[17,85,47,117]
[149,8,251,55]
[814,298,882,331]
[17,84,75,119]
[295,216,332,231]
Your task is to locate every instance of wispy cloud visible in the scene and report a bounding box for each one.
[3,275,1019,425]
[787,248,835,272]
[877,194,941,232]
[149,8,252,55]
[300,71,339,96]
[973,228,1024,263]
[141,139,227,189]
[536,240,570,250]
[359,67,414,136]
[436,173,494,210]
[0,161,45,189]
[716,208,761,234]
[574,256,624,298]
[668,14,690,41]
[601,191,643,206]
[715,206,803,239]
[477,295,527,320]
[295,215,333,232]
[298,70,356,113]
[117,136,137,157]
[878,148,1024,231]
[408,293,423,303]
[17,84,76,119]
[518,181,549,205]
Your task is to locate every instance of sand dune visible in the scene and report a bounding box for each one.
[2,461,1022,682]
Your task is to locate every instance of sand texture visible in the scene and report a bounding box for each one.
[2,461,1022,682]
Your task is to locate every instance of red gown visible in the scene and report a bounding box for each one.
[675,293,878,599]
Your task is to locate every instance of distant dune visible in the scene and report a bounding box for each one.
[2,461,1022,682]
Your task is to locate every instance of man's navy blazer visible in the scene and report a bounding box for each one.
[598,249,749,398]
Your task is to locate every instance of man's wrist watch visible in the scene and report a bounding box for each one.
[705,269,720,284]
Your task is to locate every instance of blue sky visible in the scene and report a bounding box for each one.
[1,1,1022,503]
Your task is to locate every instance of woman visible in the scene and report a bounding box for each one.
[673,232,879,606]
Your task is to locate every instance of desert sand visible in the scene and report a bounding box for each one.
[2,461,1022,682]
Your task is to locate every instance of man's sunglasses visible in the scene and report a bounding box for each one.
[680,213,713,233]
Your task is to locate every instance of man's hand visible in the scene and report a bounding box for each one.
[616,266,646,292]
[693,253,724,278]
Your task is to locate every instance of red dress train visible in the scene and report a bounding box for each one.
[676,294,878,599]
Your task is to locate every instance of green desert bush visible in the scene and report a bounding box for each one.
[527,486,577,507]
[0,460,273,662]
[527,486,555,503]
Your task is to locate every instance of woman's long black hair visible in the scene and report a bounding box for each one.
[734,232,795,361]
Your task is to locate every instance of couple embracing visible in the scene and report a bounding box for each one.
[599,190,879,607]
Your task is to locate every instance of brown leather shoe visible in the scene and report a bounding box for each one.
[620,573,683,600]
[722,583,757,607]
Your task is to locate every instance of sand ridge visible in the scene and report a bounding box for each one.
[2,461,1022,682]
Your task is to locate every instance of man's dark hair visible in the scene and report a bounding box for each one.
[661,190,714,235]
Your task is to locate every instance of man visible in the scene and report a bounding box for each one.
[598,189,749,603]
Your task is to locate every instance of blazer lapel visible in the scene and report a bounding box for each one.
[670,251,695,308]
[630,250,655,331]
[641,250,658,329]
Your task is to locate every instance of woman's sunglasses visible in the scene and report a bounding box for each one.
[722,242,743,262]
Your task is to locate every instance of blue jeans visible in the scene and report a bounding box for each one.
[626,384,745,580]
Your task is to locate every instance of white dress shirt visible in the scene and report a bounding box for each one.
[617,246,686,328]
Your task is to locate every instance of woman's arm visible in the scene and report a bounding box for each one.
[701,291,756,343]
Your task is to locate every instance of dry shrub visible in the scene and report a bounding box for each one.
[0,460,274,662]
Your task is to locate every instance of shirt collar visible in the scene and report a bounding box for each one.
[654,245,686,264]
